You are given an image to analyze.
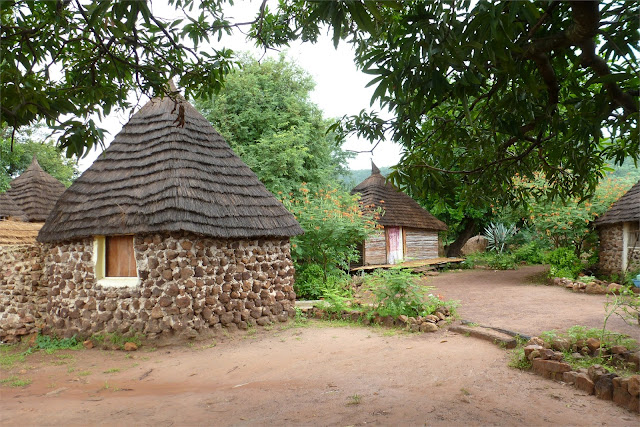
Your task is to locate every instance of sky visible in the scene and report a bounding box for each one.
[78,1,402,173]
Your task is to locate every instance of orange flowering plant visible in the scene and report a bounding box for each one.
[509,172,637,256]
[280,183,380,281]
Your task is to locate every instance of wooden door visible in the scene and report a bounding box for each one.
[386,226,403,264]
[106,235,137,277]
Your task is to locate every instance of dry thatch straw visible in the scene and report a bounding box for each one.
[351,162,447,231]
[0,219,43,245]
[0,157,65,222]
[38,86,303,243]
[595,180,640,226]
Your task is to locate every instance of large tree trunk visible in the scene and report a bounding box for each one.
[445,219,477,257]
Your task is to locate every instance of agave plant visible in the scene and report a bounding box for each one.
[483,222,517,254]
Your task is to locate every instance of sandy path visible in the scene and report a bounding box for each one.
[1,324,637,426]
[428,265,640,338]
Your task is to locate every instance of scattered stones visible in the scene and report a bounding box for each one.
[123,342,138,351]
[82,339,94,349]
[420,322,438,333]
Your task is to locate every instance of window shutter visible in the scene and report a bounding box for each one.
[106,235,137,277]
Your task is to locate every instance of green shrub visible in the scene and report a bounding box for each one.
[294,263,325,300]
[483,222,517,253]
[364,268,458,318]
[513,242,546,264]
[486,252,517,270]
[546,247,582,279]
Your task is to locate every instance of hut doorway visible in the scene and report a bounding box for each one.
[386,226,403,264]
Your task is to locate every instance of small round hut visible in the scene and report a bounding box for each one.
[38,88,303,339]
[351,162,447,266]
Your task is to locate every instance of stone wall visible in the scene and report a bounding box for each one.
[598,223,623,275]
[43,233,296,340]
[0,244,46,342]
[598,223,640,275]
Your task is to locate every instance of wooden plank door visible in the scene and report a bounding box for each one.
[106,235,137,277]
[386,226,403,264]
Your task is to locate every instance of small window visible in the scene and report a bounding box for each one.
[94,235,139,287]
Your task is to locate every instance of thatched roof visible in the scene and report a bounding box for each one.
[38,87,303,243]
[0,157,65,222]
[0,219,43,245]
[351,162,447,231]
[595,180,640,226]
[0,193,27,221]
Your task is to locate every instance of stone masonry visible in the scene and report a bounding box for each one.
[598,223,640,275]
[1,233,296,342]
[0,244,46,342]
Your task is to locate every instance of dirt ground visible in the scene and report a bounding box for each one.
[427,265,639,338]
[1,266,639,426]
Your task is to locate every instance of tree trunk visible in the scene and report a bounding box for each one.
[445,219,477,257]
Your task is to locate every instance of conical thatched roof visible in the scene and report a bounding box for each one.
[351,162,447,231]
[595,180,640,226]
[0,157,65,222]
[0,219,43,245]
[0,193,27,221]
[38,87,303,243]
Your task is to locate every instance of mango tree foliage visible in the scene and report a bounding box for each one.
[194,55,350,195]
[1,0,237,157]
[265,0,639,204]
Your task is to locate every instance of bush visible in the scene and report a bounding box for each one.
[294,264,325,300]
[364,268,458,318]
[281,184,379,280]
[483,222,517,253]
[546,247,583,279]
[486,253,517,270]
[513,242,546,265]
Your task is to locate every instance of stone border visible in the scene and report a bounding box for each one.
[523,337,639,413]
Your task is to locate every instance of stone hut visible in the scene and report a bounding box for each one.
[0,156,66,222]
[595,180,640,275]
[36,88,303,340]
[350,162,447,266]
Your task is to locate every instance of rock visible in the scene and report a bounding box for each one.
[575,373,595,394]
[532,359,571,379]
[420,322,438,333]
[562,371,578,384]
[82,339,93,349]
[587,364,607,382]
[606,283,623,294]
[524,345,544,359]
[594,373,617,401]
[528,350,541,361]
[538,348,557,360]
[123,342,138,351]
[613,386,633,409]
[585,283,606,295]
[424,315,439,323]
[551,337,571,352]
[628,375,640,397]
[609,345,627,355]
[526,337,546,347]
[460,235,488,255]
[585,338,601,353]
[396,315,409,325]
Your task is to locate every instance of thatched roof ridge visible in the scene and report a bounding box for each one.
[38,89,303,243]
[595,180,640,226]
[0,157,65,222]
[351,162,447,231]
[0,219,43,245]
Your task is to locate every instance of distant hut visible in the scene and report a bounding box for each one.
[37,85,303,339]
[351,162,447,266]
[595,180,640,275]
[0,157,66,222]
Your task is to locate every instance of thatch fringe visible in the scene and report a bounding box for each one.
[351,162,447,231]
[0,219,43,245]
[38,89,303,243]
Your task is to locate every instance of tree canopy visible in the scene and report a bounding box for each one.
[2,0,637,203]
[193,54,350,194]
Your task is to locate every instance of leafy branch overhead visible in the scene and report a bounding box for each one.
[1,1,638,205]
[264,1,639,203]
